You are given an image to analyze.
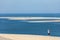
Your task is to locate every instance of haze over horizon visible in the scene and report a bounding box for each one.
[0,0,60,13]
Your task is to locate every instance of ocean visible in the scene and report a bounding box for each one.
[0,13,60,37]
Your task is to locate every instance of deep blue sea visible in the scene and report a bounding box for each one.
[0,13,60,37]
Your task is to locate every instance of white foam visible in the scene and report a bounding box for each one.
[0,17,60,20]
[27,21,60,23]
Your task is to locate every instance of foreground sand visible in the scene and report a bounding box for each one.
[0,34,60,40]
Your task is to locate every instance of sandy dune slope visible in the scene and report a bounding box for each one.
[0,34,60,40]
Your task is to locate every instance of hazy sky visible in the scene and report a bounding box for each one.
[0,0,60,13]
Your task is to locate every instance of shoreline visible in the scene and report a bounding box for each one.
[0,34,60,40]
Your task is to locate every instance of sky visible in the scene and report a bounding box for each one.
[0,0,60,13]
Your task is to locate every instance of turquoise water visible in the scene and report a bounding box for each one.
[0,13,60,37]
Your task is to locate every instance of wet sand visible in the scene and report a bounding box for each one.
[0,34,60,40]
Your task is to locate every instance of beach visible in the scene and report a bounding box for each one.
[0,34,60,40]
